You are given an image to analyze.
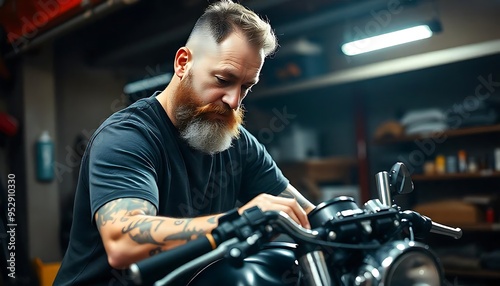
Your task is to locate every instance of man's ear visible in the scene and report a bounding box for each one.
[174,47,192,79]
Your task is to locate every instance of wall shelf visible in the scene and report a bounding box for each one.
[252,39,500,100]
[458,223,500,232]
[412,171,500,181]
[374,124,500,145]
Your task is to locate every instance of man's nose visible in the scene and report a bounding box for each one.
[221,88,241,110]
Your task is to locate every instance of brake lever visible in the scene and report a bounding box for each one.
[430,221,462,239]
[401,210,462,239]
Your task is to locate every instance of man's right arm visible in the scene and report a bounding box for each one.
[97,191,311,270]
[95,198,223,269]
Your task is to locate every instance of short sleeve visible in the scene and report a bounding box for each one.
[88,120,160,219]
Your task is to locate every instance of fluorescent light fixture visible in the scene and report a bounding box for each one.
[123,73,172,94]
[341,25,433,56]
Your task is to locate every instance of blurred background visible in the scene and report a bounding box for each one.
[0,0,499,285]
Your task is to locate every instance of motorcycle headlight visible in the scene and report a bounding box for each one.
[354,240,443,286]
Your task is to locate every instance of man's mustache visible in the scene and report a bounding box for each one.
[194,103,234,117]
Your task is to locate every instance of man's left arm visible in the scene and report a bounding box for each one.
[278,184,316,214]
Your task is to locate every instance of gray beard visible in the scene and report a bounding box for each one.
[180,118,234,155]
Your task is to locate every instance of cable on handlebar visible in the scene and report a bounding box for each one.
[269,212,382,250]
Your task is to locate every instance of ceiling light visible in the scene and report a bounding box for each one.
[341,24,435,56]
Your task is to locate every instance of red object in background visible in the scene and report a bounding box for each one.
[0,112,18,137]
[0,0,103,45]
[486,207,495,223]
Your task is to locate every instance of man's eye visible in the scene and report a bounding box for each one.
[216,77,228,84]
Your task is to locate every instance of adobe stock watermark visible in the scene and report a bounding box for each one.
[343,0,404,62]
[397,73,500,174]
[6,174,17,280]
[257,107,297,145]
[8,0,72,53]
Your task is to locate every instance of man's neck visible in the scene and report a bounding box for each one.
[156,84,178,127]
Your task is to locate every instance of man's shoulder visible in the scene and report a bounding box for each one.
[82,96,170,155]
[97,96,164,133]
[108,96,158,123]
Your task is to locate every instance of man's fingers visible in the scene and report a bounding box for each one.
[240,194,311,229]
[275,204,300,226]
[268,195,310,229]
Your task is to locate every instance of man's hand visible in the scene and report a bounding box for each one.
[238,193,311,229]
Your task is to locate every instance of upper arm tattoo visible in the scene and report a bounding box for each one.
[95,198,157,230]
[96,198,162,246]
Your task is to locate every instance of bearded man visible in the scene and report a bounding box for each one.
[54,1,314,285]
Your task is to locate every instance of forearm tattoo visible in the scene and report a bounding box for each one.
[96,198,218,254]
[163,219,204,242]
[121,217,165,245]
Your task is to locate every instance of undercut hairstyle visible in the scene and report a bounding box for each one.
[187,0,278,57]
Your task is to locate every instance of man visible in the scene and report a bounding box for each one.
[54,1,315,285]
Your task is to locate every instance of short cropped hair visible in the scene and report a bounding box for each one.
[187,0,278,57]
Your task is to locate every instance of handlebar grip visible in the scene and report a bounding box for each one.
[129,234,216,285]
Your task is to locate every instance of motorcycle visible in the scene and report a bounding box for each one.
[128,162,462,286]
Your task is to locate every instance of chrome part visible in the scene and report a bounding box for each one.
[339,208,365,217]
[430,221,463,239]
[299,251,332,286]
[273,211,319,239]
[354,264,379,286]
[364,199,390,213]
[128,263,142,286]
[375,171,392,207]
[358,240,443,286]
[361,220,373,234]
[229,248,241,258]
[328,231,337,241]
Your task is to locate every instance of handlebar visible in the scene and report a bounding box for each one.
[129,209,319,285]
[375,164,462,240]
[129,205,462,285]
[129,234,219,285]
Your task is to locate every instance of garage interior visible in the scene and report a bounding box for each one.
[0,0,500,285]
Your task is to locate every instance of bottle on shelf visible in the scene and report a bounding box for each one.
[468,156,478,173]
[435,154,446,174]
[458,150,467,173]
[36,130,54,182]
[446,155,457,173]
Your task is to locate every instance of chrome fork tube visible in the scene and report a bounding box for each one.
[298,250,332,286]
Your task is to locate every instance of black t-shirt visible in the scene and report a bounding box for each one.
[54,94,288,285]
